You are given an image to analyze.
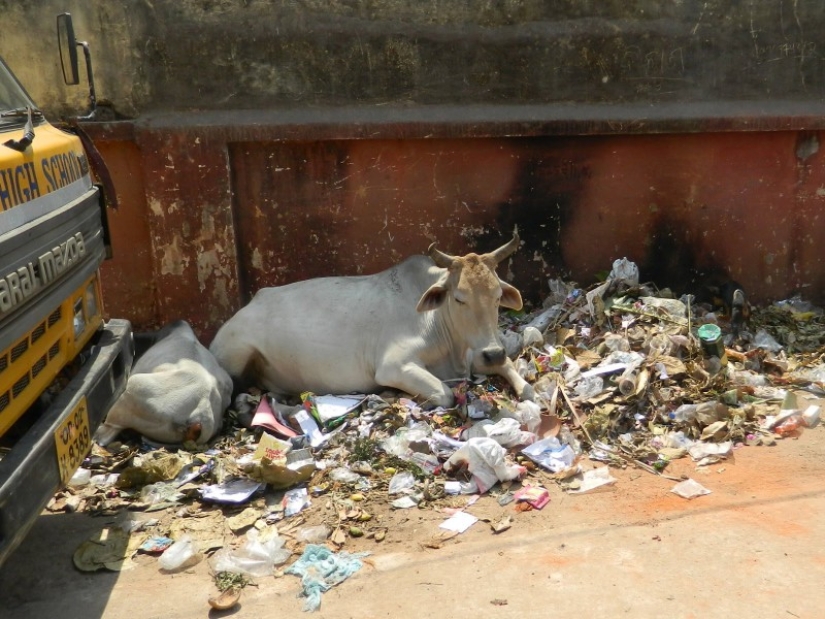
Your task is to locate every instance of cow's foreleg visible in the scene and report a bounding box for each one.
[375,362,455,409]
[490,359,535,402]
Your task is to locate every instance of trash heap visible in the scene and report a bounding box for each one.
[57,258,825,611]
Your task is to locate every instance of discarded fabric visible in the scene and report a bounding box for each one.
[285,544,370,612]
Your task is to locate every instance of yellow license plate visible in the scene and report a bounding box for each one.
[54,397,92,485]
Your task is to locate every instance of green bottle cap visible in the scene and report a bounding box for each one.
[697,323,722,343]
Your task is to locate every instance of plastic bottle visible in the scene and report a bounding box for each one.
[618,371,637,396]
[697,323,727,365]
[669,404,698,423]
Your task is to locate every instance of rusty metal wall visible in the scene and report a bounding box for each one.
[89,117,825,343]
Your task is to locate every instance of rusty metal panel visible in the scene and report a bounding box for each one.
[94,138,157,329]
[135,130,241,340]
[87,123,825,342]
[228,139,525,302]
[227,130,825,313]
[558,131,825,301]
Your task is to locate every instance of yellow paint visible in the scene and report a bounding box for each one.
[0,123,89,211]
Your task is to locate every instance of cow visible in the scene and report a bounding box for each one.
[96,320,233,446]
[209,234,535,409]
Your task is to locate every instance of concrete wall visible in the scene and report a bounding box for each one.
[2,1,823,120]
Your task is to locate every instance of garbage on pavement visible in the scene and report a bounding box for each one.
[58,258,825,611]
[285,544,370,612]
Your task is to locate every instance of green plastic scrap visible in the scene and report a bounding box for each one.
[285,544,370,612]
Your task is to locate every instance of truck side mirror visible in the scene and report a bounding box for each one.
[57,13,79,86]
[56,12,97,120]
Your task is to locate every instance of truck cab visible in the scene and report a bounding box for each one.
[0,28,133,567]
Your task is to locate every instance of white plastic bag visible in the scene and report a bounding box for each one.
[482,417,536,447]
[514,400,542,434]
[443,437,525,494]
[159,535,199,572]
[609,257,640,286]
[211,529,291,577]
[388,471,416,495]
[521,437,576,473]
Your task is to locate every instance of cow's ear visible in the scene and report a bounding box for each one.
[417,284,448,312]
[499,281,523,311]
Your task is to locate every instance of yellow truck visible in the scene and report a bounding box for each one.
[0,14,132,566]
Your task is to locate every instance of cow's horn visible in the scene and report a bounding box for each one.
[486,232,521,264]
[428,242,456,268]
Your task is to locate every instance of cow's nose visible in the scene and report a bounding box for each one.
[482,347,506,366]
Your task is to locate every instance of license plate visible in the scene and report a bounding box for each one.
[54,397,92,485]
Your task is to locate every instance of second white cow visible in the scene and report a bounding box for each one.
[209,234,534,408]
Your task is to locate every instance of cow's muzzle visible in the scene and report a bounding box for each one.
[481,346,507,366]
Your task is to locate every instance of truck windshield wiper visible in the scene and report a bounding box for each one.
[2,106,38,152]
[0,106,43,118]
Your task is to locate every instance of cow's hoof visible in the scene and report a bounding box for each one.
[520,383,536,402]
[422,392,454,410]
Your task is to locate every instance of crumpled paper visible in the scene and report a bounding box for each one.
[285,544,370,612]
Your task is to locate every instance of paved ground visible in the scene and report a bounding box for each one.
[2,420,824,619]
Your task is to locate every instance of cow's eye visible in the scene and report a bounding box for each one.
[454,298,466,305]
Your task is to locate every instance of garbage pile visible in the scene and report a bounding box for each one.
[56,258,825,611]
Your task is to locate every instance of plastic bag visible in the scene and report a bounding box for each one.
[515,400,542,434]
[443,437,525,494]
[609,257,640,286]
[522,326,544,347]
[500,330,523,358]
[521,437,576,473]
[567,467,617,494]
[669,404,697,423]
[141,481,182,505]
[296,525,331,544]
[573,376,604,400]
[69,468,91,486]
[388,471,416,495]
[211,529,291,577]
[753,329,783,353]
[671,478,711,499]
[482,417,536,448]
[380,422,432,457]
[329,467,361,483]
[159,535,199,572]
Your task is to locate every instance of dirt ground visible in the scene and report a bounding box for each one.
[2,410,825,619]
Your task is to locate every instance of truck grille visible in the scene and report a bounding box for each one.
[31,322,46,343]
[48,307,62,327]
[12,375,29,397]
[11,340,28,362]
[0,309,66,432]
[32,355,47,378]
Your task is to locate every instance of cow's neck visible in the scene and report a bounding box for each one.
[425,307,472,380]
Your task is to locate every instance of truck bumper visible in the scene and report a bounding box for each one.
[0,319,133,567]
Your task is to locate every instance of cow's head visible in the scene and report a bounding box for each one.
[417,233,523,372]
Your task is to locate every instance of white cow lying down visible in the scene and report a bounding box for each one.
[210,234,535,408]
[96,320,232,446]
